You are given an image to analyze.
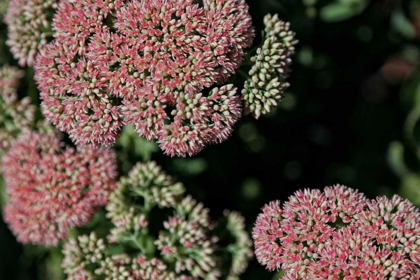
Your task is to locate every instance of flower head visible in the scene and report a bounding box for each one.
[106,161,185,236]
[242,14,297,119]
[253,185,420,279]
[63,161,251,279]
[0,65,35,157]
[2,130,117,246]
[215,210,253,280]
[5,0,57,66]
[35,0,255,156]
[155,200,217,278]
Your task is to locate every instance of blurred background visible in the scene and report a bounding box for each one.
[1,0,420,279]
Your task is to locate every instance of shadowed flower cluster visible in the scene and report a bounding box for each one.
[242,14,297,119]
[35,0,255,156]
[213,210,253,280]
[252,185,420,279]
[1,130,118,246]
[0,65,35,157]
[62,161,252,279]
[4,0,57,66]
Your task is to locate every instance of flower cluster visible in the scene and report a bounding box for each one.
[35,0,255,156]
[0,65,35,157]
[252,185,420,279]
[4,0,57,66]
[1,130,118,246]
[213,210,253,280]
[63,161,252,279]
[242,14,297,119]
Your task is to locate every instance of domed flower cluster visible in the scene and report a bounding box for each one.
[242,14,297,119]
[4,0,57,66]
[0,65,35,157]
[63,161,252,279]
[252,185,420,279]
[1,130,118,246]
[34,0,255,156]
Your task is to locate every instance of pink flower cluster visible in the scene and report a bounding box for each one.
[1,130,118,246]
[35,0,255,156]
[4,0,57,66]
[253,185,420,279]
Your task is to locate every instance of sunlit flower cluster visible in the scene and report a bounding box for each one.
[252,185,420,279]
[4,0,57,66]
[0,65,35,157]
[62,161,252,279]
[242,14,297,119]
[35,0,255,156]
[1,130,117,246]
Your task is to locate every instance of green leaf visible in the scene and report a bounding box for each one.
[400,174,420,206]
[173,158,208,176]
[0,176,8,208]
[320,0,368,22]
[241,178,262,200]
[387,141,410,177]
[391,9,416,39]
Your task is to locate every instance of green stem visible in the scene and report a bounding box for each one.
[236,69,250,80]
[403,105,420,151]
[129,234,146,252]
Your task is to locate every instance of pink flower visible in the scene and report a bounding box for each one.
[4,0,57,66]
[2,130,118,246]
[252,185,420,279]
[253,200,283,271]
[35,0,255,156]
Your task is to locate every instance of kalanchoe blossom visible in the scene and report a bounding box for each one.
[252,185,420,279]
[63,161,252,279]
[35,0,255,156]
[242,14,297,119]
[1,130,117,246]
[4,0,57,66]
[0,65,35,157]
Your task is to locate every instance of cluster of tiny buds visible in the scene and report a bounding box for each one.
[1,130,118,246]
[5,0,57,66]
[62,161,252,279]
[221,210,253,280]
[34,0,255,156]
[0,65,35,157]
[242,14,297,119]
[252,185,420,279]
